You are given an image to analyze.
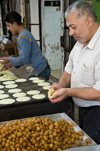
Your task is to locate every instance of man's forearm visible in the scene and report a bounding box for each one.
[67,87,100,101]
[58,71,71,88]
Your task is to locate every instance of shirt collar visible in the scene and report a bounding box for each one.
[18,29,26,38]
[87,26,100,50]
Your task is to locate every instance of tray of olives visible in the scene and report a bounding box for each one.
[0,112,96,150]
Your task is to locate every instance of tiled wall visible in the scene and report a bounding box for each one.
[44,2,61,70]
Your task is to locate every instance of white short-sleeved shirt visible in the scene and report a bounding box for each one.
[65,26,100,107]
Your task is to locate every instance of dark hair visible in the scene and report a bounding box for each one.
[65,0,97,22]
[3,11,22,25]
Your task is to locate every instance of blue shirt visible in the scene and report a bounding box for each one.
[10,29,47,74]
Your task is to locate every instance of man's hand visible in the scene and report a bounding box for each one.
[1,63,12,70]
[0,57,10,64]
[48,88,69,103]
[50,83,62,90]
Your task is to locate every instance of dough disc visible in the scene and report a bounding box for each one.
[32,94,46,99]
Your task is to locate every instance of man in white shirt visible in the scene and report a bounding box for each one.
[48,1,100,143]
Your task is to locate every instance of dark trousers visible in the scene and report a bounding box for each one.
[79,106,100,144]
[29,62,51,81]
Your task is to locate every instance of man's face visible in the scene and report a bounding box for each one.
[6,22,17,35]
[66,12,90,44]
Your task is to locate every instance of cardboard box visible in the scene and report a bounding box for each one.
[0,43,14,51]
[0,43,14,56]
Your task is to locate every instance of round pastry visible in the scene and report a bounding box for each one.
[16,97,30,102]
[5,84,18,89]
[15,79,27,82]
[0,98,15,104]
[3,81,15,85]
[8,88,22,93]
[27,90,40,95]
[13,92,26,98]
[32,94,46,99]
[48,89,58,99]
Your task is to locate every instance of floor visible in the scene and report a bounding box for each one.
[49,69,62,83]
[51,69,62,79]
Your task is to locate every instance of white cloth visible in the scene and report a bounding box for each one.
[65,26,100,107]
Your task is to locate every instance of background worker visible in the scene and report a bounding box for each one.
[0,11,51,80]
[48,1,100,144]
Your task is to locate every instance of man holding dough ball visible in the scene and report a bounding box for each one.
[0,11,51,80]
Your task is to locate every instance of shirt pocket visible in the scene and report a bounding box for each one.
[79,65,94,86]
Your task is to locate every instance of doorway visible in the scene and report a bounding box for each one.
[41,0,62,81]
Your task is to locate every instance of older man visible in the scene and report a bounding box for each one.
[48,1,100,143]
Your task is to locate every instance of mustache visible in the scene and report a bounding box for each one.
[73,35,79,38]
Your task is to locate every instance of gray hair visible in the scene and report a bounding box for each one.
[65,1,97,22]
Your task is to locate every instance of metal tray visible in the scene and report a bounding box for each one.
[37,113,96,147]
[0,112,97,150]
[64,145,100,151]
[0,78,50,108]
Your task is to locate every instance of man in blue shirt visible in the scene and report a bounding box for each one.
[0,11,51,80]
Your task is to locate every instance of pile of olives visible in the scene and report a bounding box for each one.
[0,116,89,151]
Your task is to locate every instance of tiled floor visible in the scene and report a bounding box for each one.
[49,69,62,83]
[51,69,62,80]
